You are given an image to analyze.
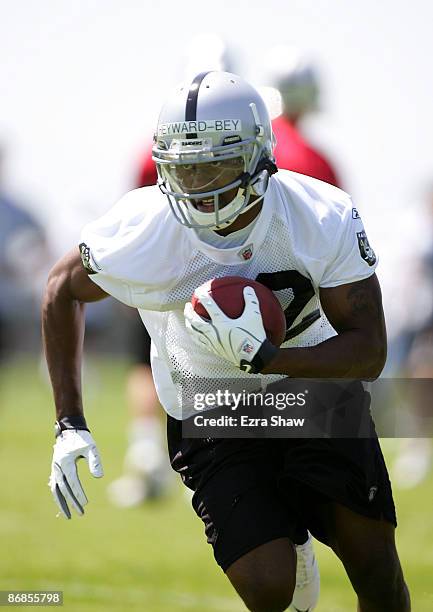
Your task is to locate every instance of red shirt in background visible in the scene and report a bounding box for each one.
[272,115,340,188]
[136,115,340,189]
[136,148,158,188]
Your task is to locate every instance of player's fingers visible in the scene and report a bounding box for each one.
[184,315,220,355]
[185,317,209,345]
[184,301,225,355]
[61,459,88,507]
[49,471,71,519]
[194,287,225,320]
[54,462,85,516]
[190,321,213,344]
[52,484,72,519]
[184,303,211,330]
[184,302,196,322]
[243,286,260,311]
[189,328,211,349]
[86,446,104,478]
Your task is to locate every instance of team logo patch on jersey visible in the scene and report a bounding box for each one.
[79,242,99,274]
[352,207,361,219]
[238,244,254,261]
[356,231,376,266]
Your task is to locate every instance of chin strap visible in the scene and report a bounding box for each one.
[226,157,277,224]
[238,157,278,189]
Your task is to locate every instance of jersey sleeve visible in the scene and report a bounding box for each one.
[319,202,378,288]
[79,188,175,308]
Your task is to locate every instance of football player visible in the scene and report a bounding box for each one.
[43,71,410,612]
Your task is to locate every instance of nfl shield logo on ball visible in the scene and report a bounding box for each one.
[238,244,253,261]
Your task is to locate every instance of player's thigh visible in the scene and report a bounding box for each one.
[324,503,405,596]
[226,537,296,612]
[192,460,303,569]
[192,462,302,611]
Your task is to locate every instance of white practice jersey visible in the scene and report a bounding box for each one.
[81,170,378,419]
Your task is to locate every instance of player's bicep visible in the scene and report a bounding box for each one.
[48,247,108,303]
[319,274,386,340]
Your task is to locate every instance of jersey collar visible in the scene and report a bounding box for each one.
[186,180,274,265]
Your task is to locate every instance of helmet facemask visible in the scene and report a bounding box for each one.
[156,141,259,229]
[153,86,276,230]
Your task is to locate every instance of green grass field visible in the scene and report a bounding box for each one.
[1,358,433,611]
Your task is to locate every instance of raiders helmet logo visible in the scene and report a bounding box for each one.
[356,231,376,267]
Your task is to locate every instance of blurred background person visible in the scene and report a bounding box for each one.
[260,45,341,188]
[391,329,433,489]
[0,144,50,361]
[391,181,433,489]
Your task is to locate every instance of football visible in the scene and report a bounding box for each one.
[191,276,287,346]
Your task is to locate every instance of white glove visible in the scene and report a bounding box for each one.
[184,285,278,373]
[49,429,103,519]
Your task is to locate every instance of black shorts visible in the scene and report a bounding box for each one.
[167,416,397,572]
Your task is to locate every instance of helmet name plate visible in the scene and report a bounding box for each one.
[158,119,242,136]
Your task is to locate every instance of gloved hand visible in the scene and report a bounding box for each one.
[184,285,278,373]
[49,429,103,519]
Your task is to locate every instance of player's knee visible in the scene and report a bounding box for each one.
[358,579,409,612]
[244,581,294,612]
[226,538,296,612]
[362,573,408,611]
[352,548,409,610]
[230,570,295,612]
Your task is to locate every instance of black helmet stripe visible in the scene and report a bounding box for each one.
[184,71,212,139]
[185,71,211,121]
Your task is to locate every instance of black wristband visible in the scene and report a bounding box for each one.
[240,339,279,374]
[54,415,90,438]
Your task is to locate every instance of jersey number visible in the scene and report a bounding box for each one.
[255,270,320,341]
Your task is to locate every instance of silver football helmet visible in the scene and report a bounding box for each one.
[152,71,276,230]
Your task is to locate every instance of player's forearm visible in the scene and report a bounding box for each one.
[42,273,86,420]
[262,330,386,379]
